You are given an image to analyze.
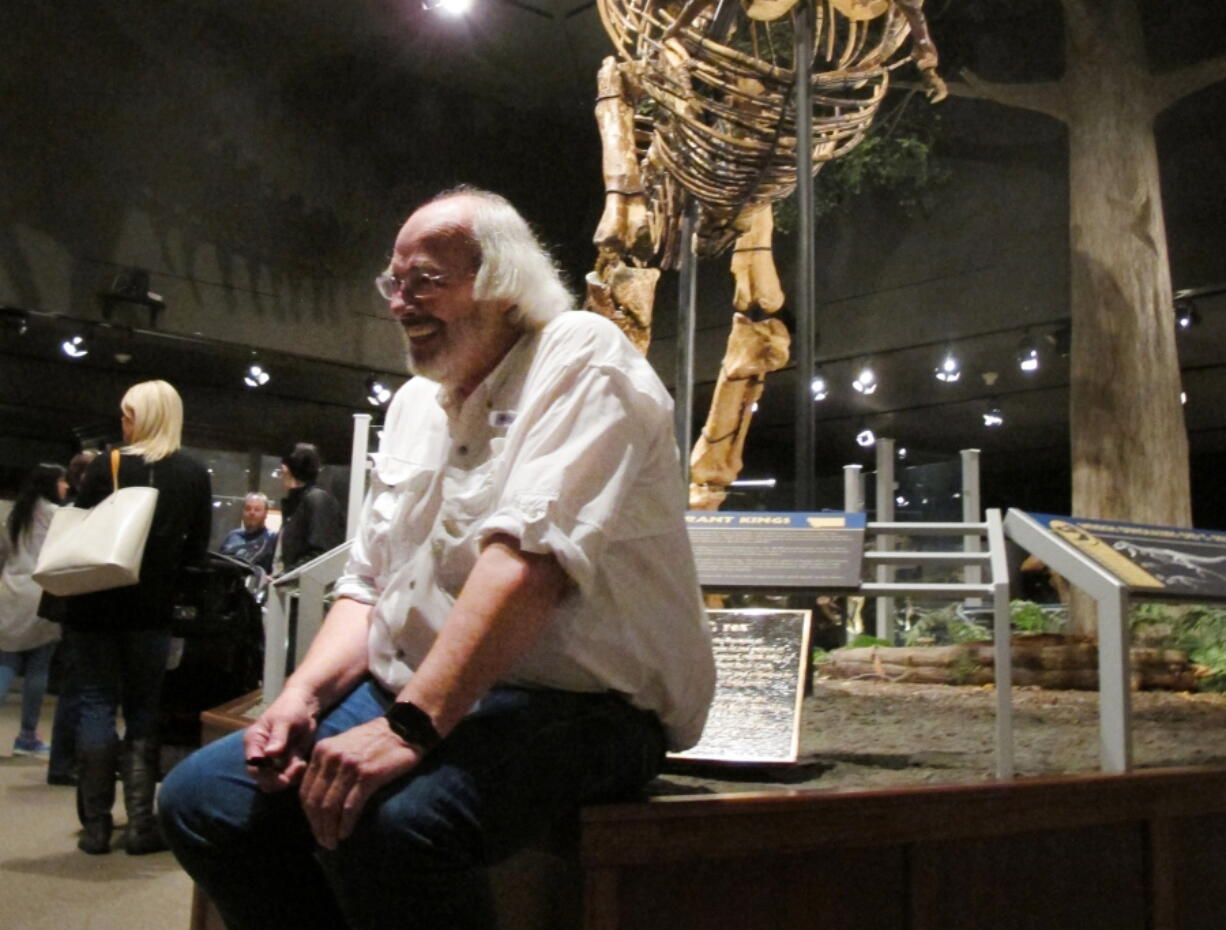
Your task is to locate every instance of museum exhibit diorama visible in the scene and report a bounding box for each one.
[3,0,1226,928]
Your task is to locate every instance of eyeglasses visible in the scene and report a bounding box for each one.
[375,269,452,302]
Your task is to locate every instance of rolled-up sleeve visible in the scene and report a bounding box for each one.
[333,487,382,604]
[479,360,665,594]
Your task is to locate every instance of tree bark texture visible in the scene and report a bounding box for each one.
[1063,0,1191,530]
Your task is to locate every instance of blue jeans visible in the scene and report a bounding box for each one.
[67,628,172,753]
[0,641,56,735]
[160,680,664,930]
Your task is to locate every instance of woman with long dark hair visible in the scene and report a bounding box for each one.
[65,380,211,855]
[0,462,68,757]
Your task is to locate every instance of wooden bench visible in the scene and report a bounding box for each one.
[189,694,1226,930]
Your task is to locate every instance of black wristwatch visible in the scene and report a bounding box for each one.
[384,700,442,753]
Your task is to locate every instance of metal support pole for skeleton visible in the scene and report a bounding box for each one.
[793,0,816,511]
[875,437,896,642]
[961,448,982,605]
[675,202,698,478]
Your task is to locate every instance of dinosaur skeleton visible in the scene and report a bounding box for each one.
[586,0,946,508]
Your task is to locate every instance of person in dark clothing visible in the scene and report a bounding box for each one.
[65,380,212,855]
[276,443,343,572]
[46,449,99,786]
[219,492,276,573]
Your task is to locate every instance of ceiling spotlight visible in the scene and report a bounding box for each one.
[983,405,1004,428]
[61,334,89,359]
[0,306,29,336]
[1175,298,1199,331]
[852,364,877,395]
[934,351,961,383]
[422,0,473,14]
[244,362,271,388]
[1181,391,1187,405]
[810,369,829,402]
[366,377,393,407]
[1016,334,1041,373]
[855,427,876,447]
[897,446,907,460]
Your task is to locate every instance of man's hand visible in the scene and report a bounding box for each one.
[299,717,423,850]
[242,685,321,792]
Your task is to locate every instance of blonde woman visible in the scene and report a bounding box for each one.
[64,380,212,855]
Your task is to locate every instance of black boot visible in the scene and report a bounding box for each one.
[76,745,117,855]
[121,738,167,855]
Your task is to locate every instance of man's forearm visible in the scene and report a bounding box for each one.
[396,534,569,736]
[281,595,373,714]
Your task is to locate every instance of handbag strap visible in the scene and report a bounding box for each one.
[111,448,122,491]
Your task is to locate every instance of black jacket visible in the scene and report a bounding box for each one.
[279,484,344,571]
[64,449,212,630]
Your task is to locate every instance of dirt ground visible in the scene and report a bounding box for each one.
[655,678,1226,795]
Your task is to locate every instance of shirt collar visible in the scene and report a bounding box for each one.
[435,328,532,420]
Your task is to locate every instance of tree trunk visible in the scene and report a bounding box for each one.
[1062,0,1192,634]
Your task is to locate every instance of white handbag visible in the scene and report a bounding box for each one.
[33,449,159,597]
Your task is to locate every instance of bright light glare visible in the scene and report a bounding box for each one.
[810,375,828,401]
[934,354,960,383]
[855,428,876,447]
[423,0,473,14]
[61,335,89,359]
[244,363,270,388]
[852,366,877,395]
[983,408,1004,428]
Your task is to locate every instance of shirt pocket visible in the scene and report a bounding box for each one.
[368,453,436,532]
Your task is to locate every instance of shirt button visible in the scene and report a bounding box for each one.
[408,580,416,590]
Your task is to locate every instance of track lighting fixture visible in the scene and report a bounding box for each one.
[1175,298,1199,331]
[1016,334,1040,373]
[855,427,876,447]
[61,334,89,359]
[810,367,829,402]
[244,361,270,388]
[366,376,393,407]
[983,404,1004,428]
[852,364,877,395]
[934,351,961,383]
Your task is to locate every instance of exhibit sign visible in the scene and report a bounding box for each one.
[685,511,866,589]
[671,609,811,765]
[1029,512,1226,598]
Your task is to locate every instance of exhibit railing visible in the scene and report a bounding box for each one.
[859,510,1015,778]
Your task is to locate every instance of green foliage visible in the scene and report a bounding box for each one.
[775,93,948,233]
[1131,603,1226,692]
[849,634,891,648]
[1010,599,1066,635]
[903,606,989,646]
[812,646,831,665]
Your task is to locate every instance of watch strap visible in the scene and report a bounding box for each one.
[384,700,442,753]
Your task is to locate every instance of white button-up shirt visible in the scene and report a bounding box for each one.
[335,311,715,750]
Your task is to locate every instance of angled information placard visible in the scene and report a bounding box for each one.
[1028,512,1226,599]
[685,510,866,590]
[671,609,812,765]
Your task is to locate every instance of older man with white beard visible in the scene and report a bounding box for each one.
[160,186,715,930]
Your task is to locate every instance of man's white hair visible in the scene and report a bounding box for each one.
[431,186,574,330]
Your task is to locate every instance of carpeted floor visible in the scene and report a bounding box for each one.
[0,692,194,930]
